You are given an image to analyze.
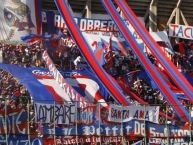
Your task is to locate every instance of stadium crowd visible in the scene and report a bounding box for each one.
[0,33,193,138]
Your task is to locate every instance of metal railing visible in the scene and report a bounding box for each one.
[0,98,192,145]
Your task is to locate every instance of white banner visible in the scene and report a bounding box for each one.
[34,102,76,124]
[150,31,172,50]
[150,31,173,59]
[0,0,39,43]
[108,104,160,123]
[169,24,193,40]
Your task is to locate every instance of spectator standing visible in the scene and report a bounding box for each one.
[178,39,186,55]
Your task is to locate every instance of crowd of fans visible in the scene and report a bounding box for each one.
[2,43,45,68]
[99,37,193,124]
[0,69,40,136]
[0,31,193,140]
[0,69,30,108]
[173,39,193,72]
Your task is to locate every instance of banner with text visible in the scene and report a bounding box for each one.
[42,11,172,60]
[0,135,43,145]
[108,104,160,123]
[0,108,28,135]
[169,24,193,40]
[34,102,76,124]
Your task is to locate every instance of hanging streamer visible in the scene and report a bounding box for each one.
[101,0,190,122]
[115,0,193,103]
[54,0,130,106]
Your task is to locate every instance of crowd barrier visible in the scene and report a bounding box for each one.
[0,98,193,144]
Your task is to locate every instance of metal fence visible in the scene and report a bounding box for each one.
[0,98,193,145]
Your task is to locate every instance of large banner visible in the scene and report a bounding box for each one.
[42,51,109,108]
[0,108,43,144]
[42,118,193,144]
[0,136,43,145]
[169,24,193,40]
[0,108,28,135]
[108,104,160,123]
[42,11,173,61]
[0,64,59,102]
[0,64,109,105]
[0,0,41,43]
[42,12,119,33]
[0,104,191,144]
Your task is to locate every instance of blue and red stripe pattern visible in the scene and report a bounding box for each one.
[115,0,193,103]
[101,0,190,122]
[54,0,130,106]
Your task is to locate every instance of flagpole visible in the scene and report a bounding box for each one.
[144,105,147,145]
[76,101,78,145]
[54,101,56,145]
[5,99,8,145]
[27,100,31,145]
[99,103,102,145]
[121,104,124,145]
[189,104,192,144]
[166,105,169,145]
